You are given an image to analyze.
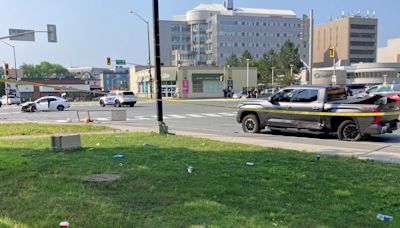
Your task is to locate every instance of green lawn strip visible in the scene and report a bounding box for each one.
[0,132,399,227]
[0,123,111,137]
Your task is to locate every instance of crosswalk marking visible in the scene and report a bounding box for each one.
[168,114,186,119]
[186,114,203,118]
[202,113,221,117]
[218,112,237,116]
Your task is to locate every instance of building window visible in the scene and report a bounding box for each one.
[350,33,375,38]
[193,80,203,93]
[284,23,287,27]
[350,49,375,55]
[350,58,375,63]
[277,33,280,37]
[242,43,245,47]
[350,41,375,47]
[350,24,376,30]
[263,22,267,26]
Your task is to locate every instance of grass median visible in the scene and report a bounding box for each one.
[0,123,111,137]
[0,132,399,227]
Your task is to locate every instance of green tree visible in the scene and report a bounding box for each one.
[239,50,253,67]
[21,62,69,78]
[258,49,278,84]
[224,53,239,67]
[277,40,302,77]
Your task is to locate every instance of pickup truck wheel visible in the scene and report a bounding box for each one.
[242,114,260,133]
[337,120,361,141]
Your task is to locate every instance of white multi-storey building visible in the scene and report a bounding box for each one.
[158,0,309,67]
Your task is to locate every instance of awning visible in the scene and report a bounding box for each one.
[136,77,143,83]
[143,76,151,82]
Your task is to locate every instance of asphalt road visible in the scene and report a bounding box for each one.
[1,99,400,162]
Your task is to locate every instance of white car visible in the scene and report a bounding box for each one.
[1,95,21,105]
[99,91,137,107]
[21,96,71,112]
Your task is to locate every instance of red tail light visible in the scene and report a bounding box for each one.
[372,109,381,124]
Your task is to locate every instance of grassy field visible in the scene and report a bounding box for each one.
[0,132,400,227]
[0,123,111,137]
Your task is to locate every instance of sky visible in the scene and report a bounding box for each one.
[1,0,399,68]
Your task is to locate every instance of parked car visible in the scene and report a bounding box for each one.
[21,96,70,112]
[99,91,137,107]
[1,95,21,105]
[356,84,400,98]
[237,85,399,141]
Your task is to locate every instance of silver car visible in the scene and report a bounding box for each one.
[357,84,400,98]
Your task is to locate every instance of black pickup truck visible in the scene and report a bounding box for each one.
[237,85,399,141]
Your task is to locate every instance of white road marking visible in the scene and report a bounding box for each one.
[186,114,204,118]
[168,114,186,119]
[218,112,236,116]
[202,113,220,117]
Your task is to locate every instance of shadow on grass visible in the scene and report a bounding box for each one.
[1,133,400,227]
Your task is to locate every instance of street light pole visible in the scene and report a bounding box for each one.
[129,10,153,98]
[271,67,275,89]
[246,59,250,93]
[1,40,18,101]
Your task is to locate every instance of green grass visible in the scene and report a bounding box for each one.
[0,133,400,227]
[0,123,111,137]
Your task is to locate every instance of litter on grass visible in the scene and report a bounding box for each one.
[245,162,255,166]
[113,154,124,159]
[187,166,193,173]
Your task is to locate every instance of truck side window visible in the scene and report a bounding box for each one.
[291,89,318,103]
[272,89,294,102]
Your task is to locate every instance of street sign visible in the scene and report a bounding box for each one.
[47,24,57,43]
[9,29,35,41]
[115,60,126,65]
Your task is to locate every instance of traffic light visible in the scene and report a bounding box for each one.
[3,63,10,76]
[220,75,224,82]
[106,57,111,65]
[329,47,335,58]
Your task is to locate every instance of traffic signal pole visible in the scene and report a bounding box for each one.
[152,0,168,134]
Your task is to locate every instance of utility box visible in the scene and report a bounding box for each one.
[51,134,81,152]
[111,110,127,121]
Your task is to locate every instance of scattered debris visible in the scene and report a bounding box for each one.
[187,166,193,173]
[82,174,120,182]
[60,221,69,228]
[234,130,239,134]
[377,214,393,222]
[245,162,255,166]
[317,154,321,161]
[113,154,124,159]
[143,143,150,147]
[82,117,93,123]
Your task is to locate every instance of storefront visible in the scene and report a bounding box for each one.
[130,66,257,99]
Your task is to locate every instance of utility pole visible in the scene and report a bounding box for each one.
[271,67,275,91]
[152,0,167,134]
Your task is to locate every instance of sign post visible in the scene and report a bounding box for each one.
[330,47,336,86]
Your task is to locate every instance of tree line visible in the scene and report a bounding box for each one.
[20,61,69,78]
[224,40,303,86]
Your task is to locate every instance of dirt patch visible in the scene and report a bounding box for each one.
[83,174,120,182]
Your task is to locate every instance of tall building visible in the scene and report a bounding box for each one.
[313,15,378,67]
[377,37,400,63]
[158,0,308,67]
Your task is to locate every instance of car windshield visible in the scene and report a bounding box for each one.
[123,92,134,96]
[393,84,400,91]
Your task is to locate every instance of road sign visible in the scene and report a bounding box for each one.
[9,29,35,41]
[115,60,126,65]
[47,24,57,43]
